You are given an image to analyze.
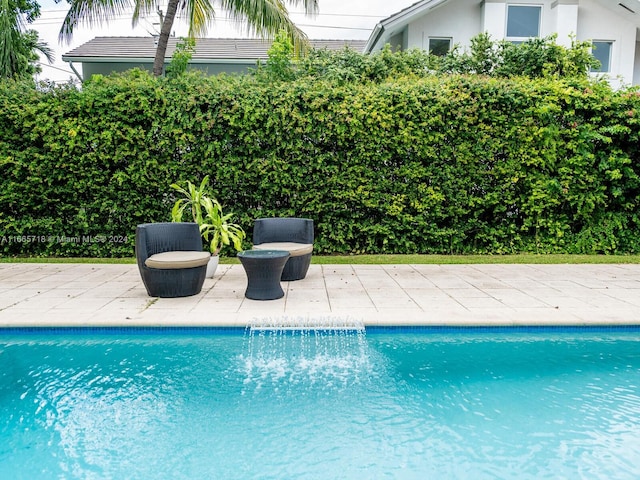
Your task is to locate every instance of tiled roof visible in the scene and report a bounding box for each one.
[63,37,368,61]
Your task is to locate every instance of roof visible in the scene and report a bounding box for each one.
[63,37,368,63]
[364,0,450,53]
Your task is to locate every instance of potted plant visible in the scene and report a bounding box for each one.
[170,176,246,277]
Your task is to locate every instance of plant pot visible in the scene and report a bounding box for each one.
[206,255,219,278]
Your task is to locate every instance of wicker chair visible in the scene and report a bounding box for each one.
[135,222,210,298]
[252,218,314,281]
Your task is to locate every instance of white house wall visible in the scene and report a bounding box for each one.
[577,0,637,87]
[480,0,576,43]
[482,1,506,38]
[407,0,483,52]
[391,0,639,86]
[406,0,584,53]
[552,1,579,48]
[634,41,640,85]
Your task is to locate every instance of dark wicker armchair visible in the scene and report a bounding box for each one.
[252,218,314,281]
[135,222,210,298]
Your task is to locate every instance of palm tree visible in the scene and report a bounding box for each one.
[0,0,54,80]
[59,0,318,76]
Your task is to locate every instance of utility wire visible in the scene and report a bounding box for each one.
[36,61,74,75]
[297,24,372,31]
[37,7,387,18]
[32,8,387,26]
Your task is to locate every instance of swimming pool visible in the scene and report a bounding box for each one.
[1,326,639,479]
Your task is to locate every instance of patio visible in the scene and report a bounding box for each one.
[1,263,640,327]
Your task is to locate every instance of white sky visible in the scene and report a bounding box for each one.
[30,0,418,83]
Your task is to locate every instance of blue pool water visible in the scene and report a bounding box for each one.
[1,327,639,479]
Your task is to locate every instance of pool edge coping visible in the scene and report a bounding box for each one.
[2,324,640,335]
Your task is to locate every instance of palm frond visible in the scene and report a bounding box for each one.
[184,0,215,37]
[218,0,309,52]
[132,0,158,26]
[286,0,318,16]
[59,0,135,43]
[34,39,54,64]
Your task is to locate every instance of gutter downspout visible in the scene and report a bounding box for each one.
[67,61,83,83]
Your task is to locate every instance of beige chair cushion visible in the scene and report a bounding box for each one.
[145,251,211,270]
[253,242,313,257]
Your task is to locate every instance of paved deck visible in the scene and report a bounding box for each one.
[0,263,639,327]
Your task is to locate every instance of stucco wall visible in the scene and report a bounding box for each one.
[577,0,637,87]
[401,0,638,87]
[634,41,640,85]
[407,0,483,51]
[552,2,579,47]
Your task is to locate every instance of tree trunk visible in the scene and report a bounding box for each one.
[153,0,180,76]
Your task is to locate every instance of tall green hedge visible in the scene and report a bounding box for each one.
[1,71,640,256]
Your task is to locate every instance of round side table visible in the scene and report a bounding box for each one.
[237,250,290,300]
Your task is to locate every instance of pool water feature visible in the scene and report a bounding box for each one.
[1,327,639,479]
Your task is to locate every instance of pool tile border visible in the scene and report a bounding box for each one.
[1,324,639,336]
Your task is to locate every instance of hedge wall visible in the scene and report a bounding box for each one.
[1,71,640,257]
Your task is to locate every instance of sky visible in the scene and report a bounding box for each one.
[30,0,419,83]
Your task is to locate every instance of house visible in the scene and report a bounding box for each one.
[364,0,640,87]
[62,37,367,81]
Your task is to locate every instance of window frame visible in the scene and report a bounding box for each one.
[590,40,613,73]
[505,4,542,41]
[427,37,453,57]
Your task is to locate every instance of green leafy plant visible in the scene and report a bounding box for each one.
[200,196,245,255]
[170,176,245,255]
[260,29,295,81]
[170,176,208,226]
[2,70,640,258]
[165,37,195,79]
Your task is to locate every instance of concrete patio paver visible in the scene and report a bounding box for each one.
[0,263,639,327]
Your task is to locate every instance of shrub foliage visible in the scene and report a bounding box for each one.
[1,66,640,256]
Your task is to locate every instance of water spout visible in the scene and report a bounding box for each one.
[249,316,365,333]
[241,316,371,393]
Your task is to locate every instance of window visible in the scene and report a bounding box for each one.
[591,41,613,73]
[428,37,452,56]
[506,5,541,39]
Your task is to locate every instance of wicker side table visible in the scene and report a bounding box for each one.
[237,250,290,300]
